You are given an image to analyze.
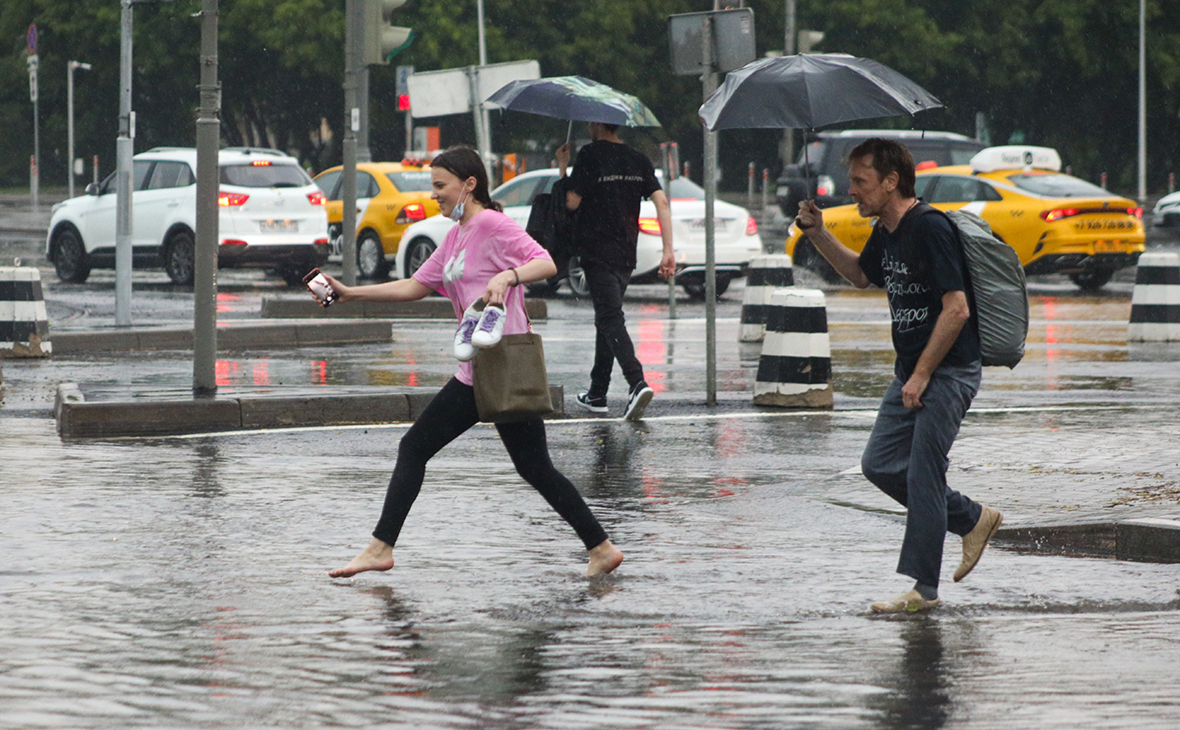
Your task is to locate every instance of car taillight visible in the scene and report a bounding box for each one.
[220,239,248,246]
[1128,207,1143,219]
[816,174,835,197]
[1040,207,1079,222]
[638,217,661,235]
[396,202,427,224]
[746,216,758,235]
[314,238,328,245]
[307,191,326,206]
[219,191,249,207]
[250,160,272,167]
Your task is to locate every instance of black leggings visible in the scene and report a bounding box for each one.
[372,378,609,551]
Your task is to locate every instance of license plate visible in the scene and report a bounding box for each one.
[690,219,728,231]
[1093,240,1124,253]
[260,219,298,232]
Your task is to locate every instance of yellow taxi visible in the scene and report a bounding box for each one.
[313,161,440,279]
[785,146,1145,290]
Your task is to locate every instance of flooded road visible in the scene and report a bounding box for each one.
[4,408,1180,729]
[4,270,1180,728]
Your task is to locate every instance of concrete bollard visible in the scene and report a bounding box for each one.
[753,287,833,408]
[1128,252,1180,342]
[739,254,794,342]
[0,266,51,357]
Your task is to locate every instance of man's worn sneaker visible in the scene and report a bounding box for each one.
[954,505,1003,582]
[453,301,484,362]
[472,304,506,349]
[623,383,654,421]
[870,589,940,614]
[575,392,608,414]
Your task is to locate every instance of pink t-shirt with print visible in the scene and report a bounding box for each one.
[413,208,552,385]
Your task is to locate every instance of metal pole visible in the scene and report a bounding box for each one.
[475,0,493,183]
[67,61,91,199]
[193,0,220,397]
[702,15,718,406]
[115,0,134,326]
[67,62,75,199]
[1137,0,1146,202]
[341,0,360,286]
[32,66,40,209]
[358,65,371,163]
[782,0,796,170]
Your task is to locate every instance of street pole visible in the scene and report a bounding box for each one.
[476,0,493,183]
[116,0,135,326]
[1137,0,1146,202]
[358,65,371,163]
[341,0,360,286]
[702,15,718,406]
[32,66,40,210]
[783,0,796,170]
[67,61,92,200]
[193,0,220,397]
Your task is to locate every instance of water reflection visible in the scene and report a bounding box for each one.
[189,440,225,499]
[875,617,951,730]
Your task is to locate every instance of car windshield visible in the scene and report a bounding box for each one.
[1005,173,1110,198]
[663,176,705,200]
[386,170,432,192]
[220,163,312,188]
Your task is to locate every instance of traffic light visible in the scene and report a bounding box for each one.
[362,0,414,65]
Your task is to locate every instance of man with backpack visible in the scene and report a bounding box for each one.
[795,137,1003,614]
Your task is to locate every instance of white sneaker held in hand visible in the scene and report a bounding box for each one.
[471,304,506,349]
[453,301,484,361]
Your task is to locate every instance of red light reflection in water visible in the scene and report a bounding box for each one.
[407,353,418,387]
[215,292,241,314]
[252,359,269,386]
[711,420,749,498]
[313,360,327,384]
[636,313,667,393]
[215,360,238,386]
[1042,298,1061,390]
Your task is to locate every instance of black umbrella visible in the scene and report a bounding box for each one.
[698,53,943,198]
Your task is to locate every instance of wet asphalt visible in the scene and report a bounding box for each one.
[3,207,1180,728]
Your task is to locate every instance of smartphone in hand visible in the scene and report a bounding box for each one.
[302,268,338,307]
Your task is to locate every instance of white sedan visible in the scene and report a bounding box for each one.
[395,168,762,298]
[1152,190,1180,228]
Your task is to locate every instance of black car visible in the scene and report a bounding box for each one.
[775,130,986,217]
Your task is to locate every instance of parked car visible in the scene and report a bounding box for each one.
[395,168,763,298]
[46,147,329,286]
[784,146,1145,291]
[776,129,986,217]
[1152,190,1180,228]
[312,161,440,279]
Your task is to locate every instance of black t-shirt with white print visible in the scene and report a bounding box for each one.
[858,202,981,379]
[568,140,661,270]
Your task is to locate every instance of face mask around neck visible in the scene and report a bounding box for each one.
[448,186,471,222]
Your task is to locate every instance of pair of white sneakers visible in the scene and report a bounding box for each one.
[454,300,506,361]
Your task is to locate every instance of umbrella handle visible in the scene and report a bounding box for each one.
[803,132,811,206]
[565,119,573,146]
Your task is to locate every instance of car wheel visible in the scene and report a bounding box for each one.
[357,230,388,279]
[403,236,436,279]
[682,275,731,300]
[565,255,590,298]
[52,225,91,283]
[164,230,196,285]
[1069,268,1115,291]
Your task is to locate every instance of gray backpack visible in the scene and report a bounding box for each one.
[919,206,1029,369]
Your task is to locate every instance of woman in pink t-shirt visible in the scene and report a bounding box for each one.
[319,147,623,580]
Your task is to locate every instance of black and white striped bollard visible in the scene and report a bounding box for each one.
[1127,252,1180,342]
[753,287,832,408]
[0,266,51,357]
[739,254,794,342]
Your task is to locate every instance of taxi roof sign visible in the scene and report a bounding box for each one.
[970,145,1061,174]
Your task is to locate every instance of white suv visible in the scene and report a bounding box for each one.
[46,147,330,285]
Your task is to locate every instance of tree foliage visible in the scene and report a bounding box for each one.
[2,0,1179,195]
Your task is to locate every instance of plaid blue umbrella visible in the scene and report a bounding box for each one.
[485,75,660,128]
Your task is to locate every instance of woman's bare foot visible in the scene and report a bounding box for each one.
[586,539,624,577]
[329,537,395,578]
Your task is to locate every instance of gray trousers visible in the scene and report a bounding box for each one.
[861,362,984,588]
